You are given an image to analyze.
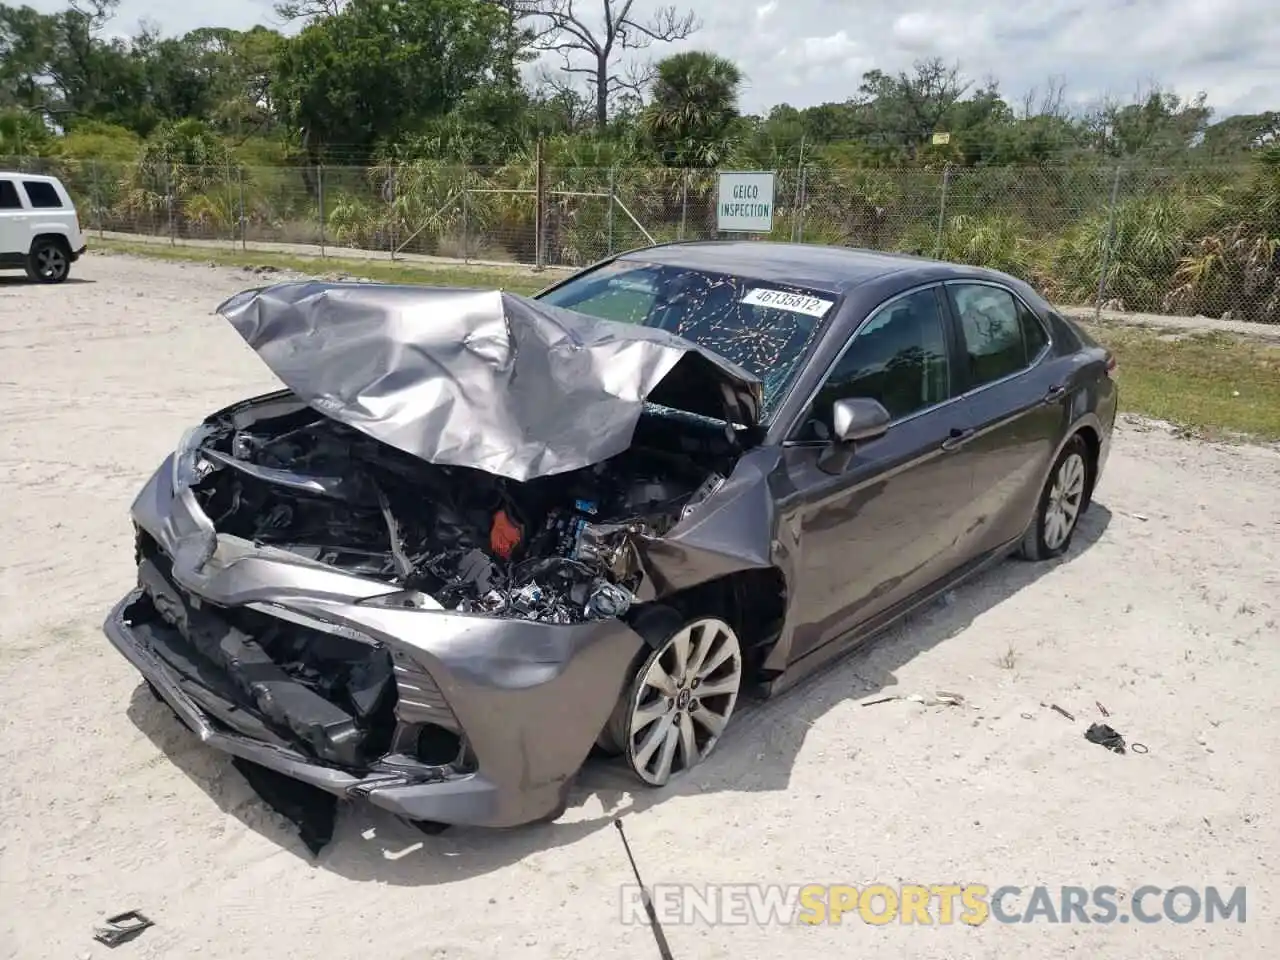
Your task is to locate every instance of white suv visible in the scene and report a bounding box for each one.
[0,172,87,283]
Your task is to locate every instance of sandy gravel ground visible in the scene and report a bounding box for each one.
[2,254,1278,960]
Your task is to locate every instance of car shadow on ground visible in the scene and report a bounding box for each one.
[126,503,1112,885]
[0,275,94,285]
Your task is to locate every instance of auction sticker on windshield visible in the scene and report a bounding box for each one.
[741,288,835,318]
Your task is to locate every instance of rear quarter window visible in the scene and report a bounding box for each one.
[22,181,63,209]
[1046,310,1087,351]
[0,180,22,210]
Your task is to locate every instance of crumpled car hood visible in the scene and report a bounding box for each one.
[216,281,762,482]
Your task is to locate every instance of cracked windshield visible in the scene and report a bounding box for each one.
[540,260,836,419]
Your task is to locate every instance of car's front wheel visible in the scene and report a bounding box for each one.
[26,238,71,283]
[606,609,744,787]
[1019,434,1090,561]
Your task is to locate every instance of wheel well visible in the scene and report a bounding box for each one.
[642,568,788,680]
[30,233,70,255]
[1073,425,1101,507]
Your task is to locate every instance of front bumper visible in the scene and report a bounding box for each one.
[103,452,643,828]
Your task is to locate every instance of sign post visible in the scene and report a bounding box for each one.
[716,171,775,234]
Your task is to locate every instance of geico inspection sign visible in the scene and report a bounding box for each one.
[717,171,775,232]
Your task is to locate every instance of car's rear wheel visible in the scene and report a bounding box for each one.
[606,611,744,787]
[26,238,71,283]
[1019,435,1090,561]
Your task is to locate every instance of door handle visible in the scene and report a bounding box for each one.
[1042,384,1067,404]
[941,427,975,451]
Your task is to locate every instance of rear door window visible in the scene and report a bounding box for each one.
[948,283,1045,389]
[21,180,63,209]
[0,180,22,210]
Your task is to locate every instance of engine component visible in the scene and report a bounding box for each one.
[455,548,496,594]
[490,509,523,560]
[576,521,646,582]
[585,581,633,620]
[682,473,725,521]
[510,583,544,615]
[193,405,740,625]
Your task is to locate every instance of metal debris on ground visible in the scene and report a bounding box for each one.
[1096,701,1111,717]
[92,911,154,947]
[861,691,966,708]
[1050,703,1075,721]
[1085,723,1128,754]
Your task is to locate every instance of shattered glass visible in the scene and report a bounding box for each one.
[538,260,837,419]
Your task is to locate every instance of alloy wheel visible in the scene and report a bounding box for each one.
[1044,451,1086,550]
[37,245,68,281]
[623,617,742,787]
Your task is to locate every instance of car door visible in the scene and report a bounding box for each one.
[0,178,29,257]
[942,280,1068,560]
[782,284,978,661]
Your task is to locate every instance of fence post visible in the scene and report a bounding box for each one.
[387,164,397,261]
[461,173,469,263]
[1094,164,1124,321]
[225,159,234,249]
[793,165,803,244]
[238,169,246,252]
[534,138,545,271]
[91,159,103,240]
[167,165,175,246]
[793,135,806,243]
[679,171,688,240]
[934,162,952,258]
[318,164,326,257]
[607,167,616,256]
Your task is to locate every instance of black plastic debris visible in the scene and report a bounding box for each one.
[93,910,154,947]
[1085,722,1127,754]
[232,757,337,856]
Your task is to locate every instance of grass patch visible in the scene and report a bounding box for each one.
[97,239,1280,441]
[1080,323,1280,441]
[96,237,550,296]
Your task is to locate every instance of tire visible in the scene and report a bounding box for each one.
[1019,434,1091,561]
[604,607,744,788]
[26,237,71,284]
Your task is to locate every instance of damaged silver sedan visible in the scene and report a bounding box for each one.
[104,242,1117,834]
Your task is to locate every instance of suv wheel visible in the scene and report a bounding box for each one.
[26,238,71,283]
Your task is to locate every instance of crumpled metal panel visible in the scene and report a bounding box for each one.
[216,281,762,482]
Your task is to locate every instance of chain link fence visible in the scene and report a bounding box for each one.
[4,154,1276,322]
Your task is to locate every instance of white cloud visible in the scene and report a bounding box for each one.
[793,30,859,65]
[22,0,1280,118]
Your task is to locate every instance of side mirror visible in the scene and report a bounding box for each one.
[817,398,891,474]
[832,397,892,443]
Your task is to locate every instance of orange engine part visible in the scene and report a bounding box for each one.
[490,509,524,560]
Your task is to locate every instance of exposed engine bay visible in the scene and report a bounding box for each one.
[188,398,740,624]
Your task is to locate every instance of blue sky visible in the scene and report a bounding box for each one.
[26,0,1280,119]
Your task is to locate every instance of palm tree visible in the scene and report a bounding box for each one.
[640,51,743,168]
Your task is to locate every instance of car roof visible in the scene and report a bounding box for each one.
[616,240,978,294]
[0,172,61,184]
